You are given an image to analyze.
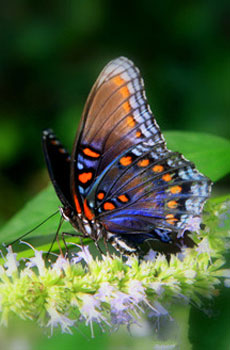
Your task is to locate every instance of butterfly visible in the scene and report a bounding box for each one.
[42,57,212,256]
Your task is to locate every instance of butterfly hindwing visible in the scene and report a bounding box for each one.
[86,144,211,244]
[42,129,74,208]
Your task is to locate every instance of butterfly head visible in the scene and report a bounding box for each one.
[59,206,73,222]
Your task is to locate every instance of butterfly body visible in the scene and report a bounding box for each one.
[43,57,211,255]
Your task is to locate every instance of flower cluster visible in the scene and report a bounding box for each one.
[0,197,229,336]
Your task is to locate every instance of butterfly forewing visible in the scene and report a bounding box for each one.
[71,57,165,199]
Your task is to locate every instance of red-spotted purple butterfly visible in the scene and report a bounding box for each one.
[42,57,212,256]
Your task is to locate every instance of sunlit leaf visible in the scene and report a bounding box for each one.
[0,186,67,246]
[165,131,230,181]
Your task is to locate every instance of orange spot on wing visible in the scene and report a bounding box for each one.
[135,130,142,138]
[162,174,172,182]
[83,199,94,220]
[118,194,129,203]
[51,139,59,145]
[138,159,150,167]
[97,192,105,200]
[113,76,124,86]
[120,86,130,98]
[113,76,130,98]
[152,165,164,173]
[166,214,178,225]
[170,185,182,194]
[104,202,115,211]
[83,148,100,158]
[73,193,82,213]
[59,148,66,154]
[123,101,131,113]
[120,156,132,166]
[127,116,136,127]
[78,172,93,184]
[167,200,178,209]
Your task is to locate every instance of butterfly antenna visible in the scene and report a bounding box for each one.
[46,215,65,260]
[8,210,59,246]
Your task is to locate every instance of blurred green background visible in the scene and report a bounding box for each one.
[0,0,229,223]
[0,1,229,349]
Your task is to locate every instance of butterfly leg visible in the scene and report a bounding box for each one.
[46,216,65,261]
[61,231,85,258]
[94,240,104,256]
[62,231,104,259]
[103,234,113,257]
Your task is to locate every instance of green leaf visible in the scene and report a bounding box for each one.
[164,131,230,181]
[0,186,70,246]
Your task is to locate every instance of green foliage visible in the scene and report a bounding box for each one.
[165,131,230,181]
[0,186,59,245]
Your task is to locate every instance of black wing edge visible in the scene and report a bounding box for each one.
[42,129,74,208]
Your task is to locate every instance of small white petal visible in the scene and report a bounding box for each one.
[149,282,165,296]
[144,249,157,262]
[4,246,19,276]
[47,307,75,334]
[128,280,145,303]
[26,249,45,276]
[72,245,93,265]
[52,255,70,273]
[95,283,115,302]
